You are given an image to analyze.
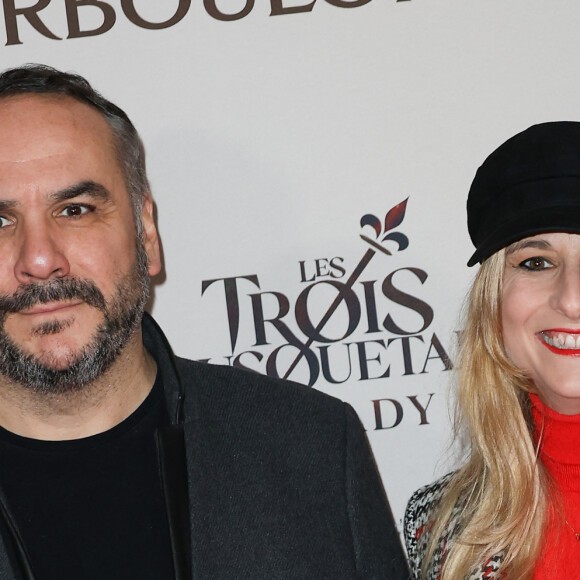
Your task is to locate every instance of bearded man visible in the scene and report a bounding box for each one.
[0,64,409,580]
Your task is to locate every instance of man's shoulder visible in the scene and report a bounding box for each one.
[174,359,365,481]
[142,314,352,430]
[176,357,340,403]
[174,357,350,426]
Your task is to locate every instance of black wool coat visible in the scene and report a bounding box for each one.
[0,313,410,580]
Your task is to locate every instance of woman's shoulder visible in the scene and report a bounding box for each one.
[404,472,455,580]
[404,472,505,580]
[405,472,454,526]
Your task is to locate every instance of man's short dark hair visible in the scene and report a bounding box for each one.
[0,64,149,233]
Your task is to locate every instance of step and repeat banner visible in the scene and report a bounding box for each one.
[1,0,579,531]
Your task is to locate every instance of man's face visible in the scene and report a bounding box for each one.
[0,94,160,393]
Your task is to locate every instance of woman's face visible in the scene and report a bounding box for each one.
[503,232,580,414]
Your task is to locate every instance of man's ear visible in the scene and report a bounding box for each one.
[141,193,161,277]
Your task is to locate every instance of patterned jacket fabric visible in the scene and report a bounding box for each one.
[404,473,504,580]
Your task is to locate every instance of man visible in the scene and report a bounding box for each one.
[0,64,408,579]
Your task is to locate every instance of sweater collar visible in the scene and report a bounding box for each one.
[531,393,580,491]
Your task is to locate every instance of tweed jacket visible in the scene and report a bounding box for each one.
[404,474,503,580]
[0,313,410,580]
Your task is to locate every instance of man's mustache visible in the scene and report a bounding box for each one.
[0,278,106,313]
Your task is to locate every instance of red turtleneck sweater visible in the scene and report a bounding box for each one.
[531,393,580,579]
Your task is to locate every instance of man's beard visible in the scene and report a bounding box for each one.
[0,241,150,395]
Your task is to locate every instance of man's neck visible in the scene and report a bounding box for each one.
[0,334,157,441]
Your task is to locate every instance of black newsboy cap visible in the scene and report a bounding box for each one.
[467,121,580,266]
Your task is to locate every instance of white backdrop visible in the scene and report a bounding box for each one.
[2,0,580,532]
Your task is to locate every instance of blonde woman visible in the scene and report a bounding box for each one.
[405,122,580,579]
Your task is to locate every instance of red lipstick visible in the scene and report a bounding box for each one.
[542,343,580,356]
[539,329,580,356]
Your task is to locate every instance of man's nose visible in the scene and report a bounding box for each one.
[13,220,71,284]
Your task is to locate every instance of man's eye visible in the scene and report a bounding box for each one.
[519,256,552,271]
[58,204,92,218]
[0,216,13,228]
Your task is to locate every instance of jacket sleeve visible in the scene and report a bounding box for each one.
[403,473,456,580]
[344,404,410,579]
[404,487,425,580]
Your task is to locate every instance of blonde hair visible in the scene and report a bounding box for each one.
[423,250,549,580]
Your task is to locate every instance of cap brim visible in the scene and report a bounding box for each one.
[467,206,580,266]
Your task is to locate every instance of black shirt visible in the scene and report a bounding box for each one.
[0,377,174,579]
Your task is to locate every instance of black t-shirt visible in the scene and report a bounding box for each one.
[0,377,175,579]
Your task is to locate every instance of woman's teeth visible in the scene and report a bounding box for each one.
[543,332,580,349]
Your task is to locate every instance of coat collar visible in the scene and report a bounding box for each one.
[142,312,186,425]
[141,313,192,579]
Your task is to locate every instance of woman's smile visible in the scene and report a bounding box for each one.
[540,330,580,353]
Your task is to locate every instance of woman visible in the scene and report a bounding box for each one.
[405,121,580,579]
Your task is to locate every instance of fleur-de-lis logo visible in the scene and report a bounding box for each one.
[282,198,411,382]
[360,198,409,255]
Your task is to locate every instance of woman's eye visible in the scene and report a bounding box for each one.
[58,204,92,218]
[0,216,11,228]
[519,256,552,271]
